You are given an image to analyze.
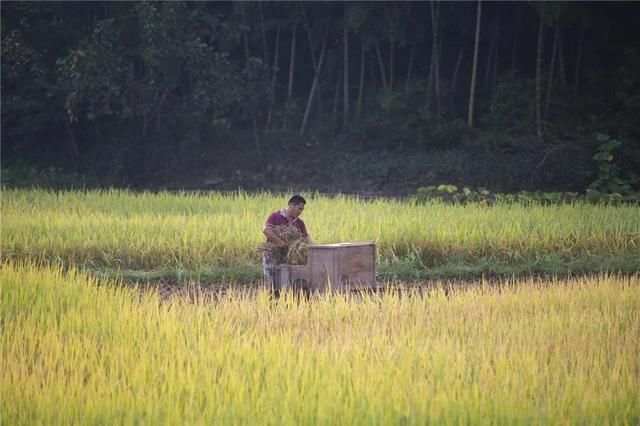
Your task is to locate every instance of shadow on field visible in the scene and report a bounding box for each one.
[124,274,624,304]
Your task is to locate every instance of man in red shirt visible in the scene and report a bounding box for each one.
[262,194,311,292]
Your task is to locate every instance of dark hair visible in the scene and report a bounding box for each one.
[288,194,306,205]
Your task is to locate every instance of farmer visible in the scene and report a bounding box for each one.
[262,194,311,292]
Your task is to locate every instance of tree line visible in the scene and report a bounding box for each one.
[2,1,639,192]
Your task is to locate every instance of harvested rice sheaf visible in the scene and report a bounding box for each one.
[257,225,308,265]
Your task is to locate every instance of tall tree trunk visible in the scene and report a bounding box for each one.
[510,6,521,74]
[405,43,415,93]
[258,3,268,64]
[283,20,298,130]
[431,1,441,121]
[535,16,545,143]
[343,4,350,128]
[491,24,500,89]
[511,37,518,74]
[426,43,435,121]
[374,41,388,90]
[450,48,464,116]
[241,2,261,156]
[544,20,560,126]
[467,0,482,129]
[251,116,261,157]
[389,35,394,92]
[287,22,297,100]
[300,26,328,136]
[389,3,399,92]
[302,7,323,111]
[302,7,316,71]
[451,48,464,94]
[66,122,80,169]
[332,72,341,135]
[240,2,250,59]
[437,33,444,121]
[484,20,496,92]
[574,26,584,95]
[368,48,378,88]
[266,24,281,132]
[357,38,366,117]
[558,33,568,88]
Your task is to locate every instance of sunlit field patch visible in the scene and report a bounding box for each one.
[2,189,639,273]
[2,262,638,424]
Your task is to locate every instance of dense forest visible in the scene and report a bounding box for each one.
[2,1,639,195]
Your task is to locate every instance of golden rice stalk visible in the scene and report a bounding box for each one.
[257,225,308,265]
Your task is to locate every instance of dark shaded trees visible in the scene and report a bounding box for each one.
[2,1,639,192]
[4,2,269,183]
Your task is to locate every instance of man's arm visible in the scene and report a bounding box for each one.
[298,220,311,244]
[263,227,287,247]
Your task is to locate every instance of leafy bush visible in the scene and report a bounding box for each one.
[428,119,468,149]
[481,73,535,135]
[1,162,89,189]
[588,133,638,195]
[412,183,639,205]
[333,149,469,186]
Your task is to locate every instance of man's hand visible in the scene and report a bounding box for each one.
[264,227,288,247]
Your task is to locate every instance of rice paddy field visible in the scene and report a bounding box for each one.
[2,189,640,423]
[2,263,639,424]
[2,189,639,278]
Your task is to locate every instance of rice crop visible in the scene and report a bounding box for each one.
[2,262,638,424]
[256,225,308,265]
[2,189,638,271]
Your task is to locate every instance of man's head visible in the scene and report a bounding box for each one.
[286,194,306,218]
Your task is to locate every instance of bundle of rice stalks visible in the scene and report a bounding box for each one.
[257,225,308,265]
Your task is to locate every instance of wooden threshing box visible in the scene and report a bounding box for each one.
[275,242,376,293]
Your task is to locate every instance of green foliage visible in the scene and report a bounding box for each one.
[346,3,374,32]
[612,48,640,126]
[362,88,414,147]
[589,133,638,195]
[57,19,130,122]
[1,162,89,189]
[1,3,85,157]
[481,74,535,134]
[334,149,469,185]
[357,81,468,150]
[412,183,639,205]
[429,119,468,149]
[57,3,269,124]
[414,184,491,204]
[482,74,535,135]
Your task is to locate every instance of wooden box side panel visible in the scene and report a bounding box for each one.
[308,249,338,291]
[337,245,376,290]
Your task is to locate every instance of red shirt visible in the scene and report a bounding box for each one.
[264,209,308,237]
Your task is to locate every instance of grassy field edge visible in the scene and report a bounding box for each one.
[85,253,640,286]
